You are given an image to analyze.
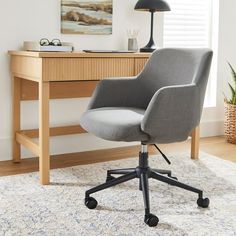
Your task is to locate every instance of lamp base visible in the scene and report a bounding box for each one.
[139,40,158,53]
[140,46,157,52]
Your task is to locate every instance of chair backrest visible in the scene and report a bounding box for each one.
[137,48,213,110]
[139,48,213,143]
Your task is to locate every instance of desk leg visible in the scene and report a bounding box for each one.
[39,81,50,185]
[12,76,21,163]
[191,126,200,160]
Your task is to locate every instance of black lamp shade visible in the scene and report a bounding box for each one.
[135,0,171,12]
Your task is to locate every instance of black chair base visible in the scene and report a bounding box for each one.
[85,151,210,227]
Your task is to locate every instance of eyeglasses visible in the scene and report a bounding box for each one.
[39,38,62,46]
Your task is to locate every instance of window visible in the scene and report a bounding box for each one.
[163,0,218,107]
[163,0,212,48]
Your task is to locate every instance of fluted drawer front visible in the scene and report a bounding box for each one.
[42,58,135,81]
[135,58,149,75]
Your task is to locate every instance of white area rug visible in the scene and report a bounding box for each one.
[0,152,236,236]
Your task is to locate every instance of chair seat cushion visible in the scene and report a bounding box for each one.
[80,107,149,142]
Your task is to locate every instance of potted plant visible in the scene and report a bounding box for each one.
[224,63,236,144]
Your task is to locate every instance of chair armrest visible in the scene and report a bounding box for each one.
[141,84,201,143]
[88,77,141,109]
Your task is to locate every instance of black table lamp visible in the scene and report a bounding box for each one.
[135,0,171,52]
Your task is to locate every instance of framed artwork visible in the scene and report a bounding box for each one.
[61,0,113,35]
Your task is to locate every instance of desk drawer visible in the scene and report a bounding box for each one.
[42,58,135,81]
[20,80,99,100]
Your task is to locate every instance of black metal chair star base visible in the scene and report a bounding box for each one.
[84,150,210,227]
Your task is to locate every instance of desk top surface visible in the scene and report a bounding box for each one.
[9,51,151,58]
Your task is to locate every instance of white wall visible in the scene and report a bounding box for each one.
[0,0,163,161]
[200,0,236,138]
[0,0,234,161]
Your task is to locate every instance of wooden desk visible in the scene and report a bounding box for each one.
[9,51,199,185]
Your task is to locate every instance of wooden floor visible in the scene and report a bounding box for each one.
[0,136,235,177]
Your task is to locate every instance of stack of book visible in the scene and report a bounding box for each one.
[23,41,73,52]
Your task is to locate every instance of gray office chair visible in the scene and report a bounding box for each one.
[80,48,213,227]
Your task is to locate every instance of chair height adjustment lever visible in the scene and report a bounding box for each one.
[153,144,171,165]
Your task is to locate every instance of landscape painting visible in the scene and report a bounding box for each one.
[61,0,112,35]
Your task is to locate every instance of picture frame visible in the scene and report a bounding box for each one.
[61,0,113,35]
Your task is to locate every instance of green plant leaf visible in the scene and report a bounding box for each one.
[228,82,235,97]
[228,62,236,84]
[227,62,236,104]
[233,94,236,105]
[223,92,228,102]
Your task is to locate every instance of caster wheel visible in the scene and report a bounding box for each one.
[197,197,210,208]
[144,214,159,227]
[106,175,116,182]
[85,197,98,209]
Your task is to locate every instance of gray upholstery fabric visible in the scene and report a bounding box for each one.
[80,48,213,144]
[87,77,145,110]
[141,84,199,143]
[80,107,149,142]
